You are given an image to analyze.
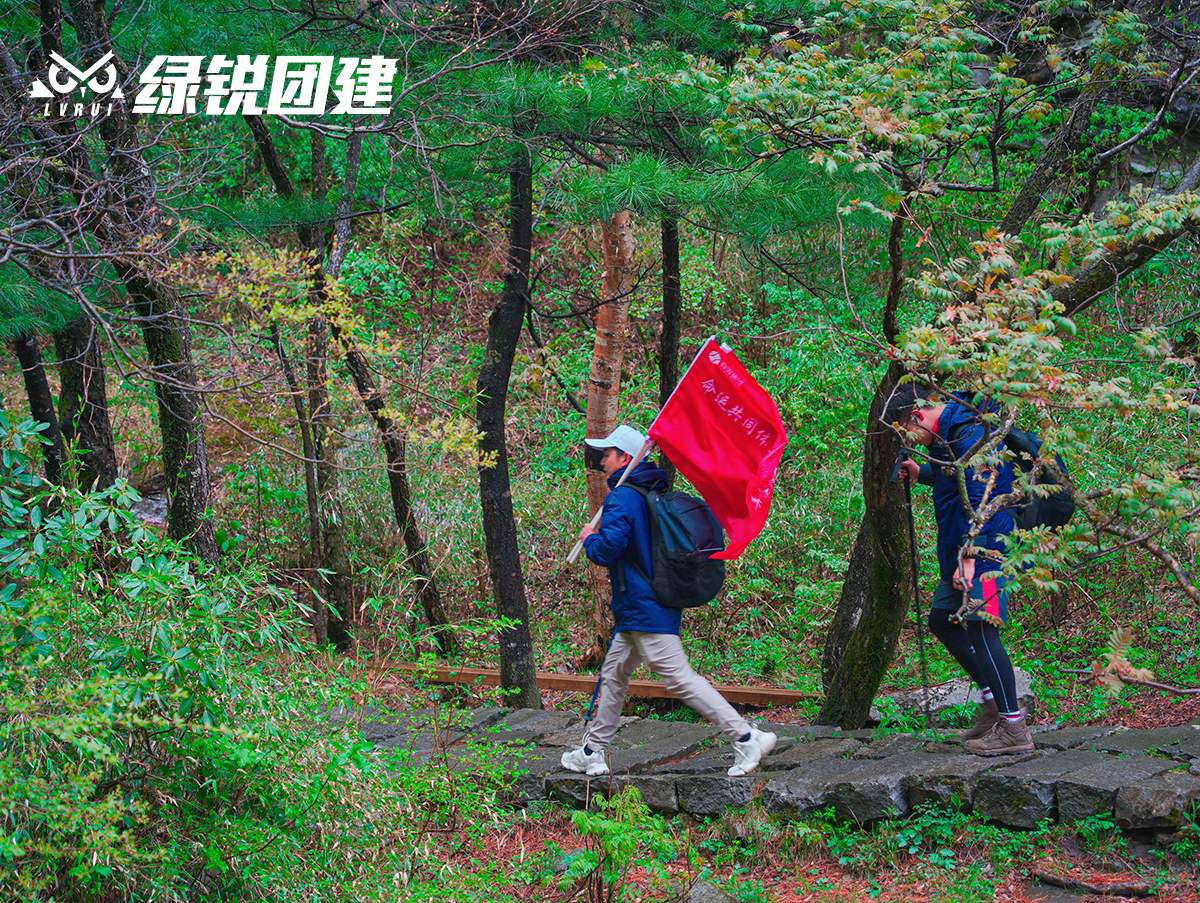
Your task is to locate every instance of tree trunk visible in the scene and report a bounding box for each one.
[818,203,912,728]
[1048,151,1199,315]
[1051,218,1200,316]
[325,131,457,658]
[338,344,459,657]
[583,209,636,657]
[477,145,541,710]
[12,333,66,486]
[659,214,682,489]
[267,320,322,618]
[121,271,219,564]
[307,307,354,652]
[247,116,451,652]
[246,116,352,649]
[64,0,218,564]
[998,90,1099,237]
[53,317,117,491]
[586,210,637,511]
[817,364,912,727]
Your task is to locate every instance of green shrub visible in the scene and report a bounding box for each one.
[562,787,677,901]
[0,413,528,900]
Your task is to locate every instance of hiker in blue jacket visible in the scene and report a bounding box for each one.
[884,385,1034,756]
[560,424,777,777]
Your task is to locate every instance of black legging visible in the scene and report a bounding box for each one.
[928,609,1020,714]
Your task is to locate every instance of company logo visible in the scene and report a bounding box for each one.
[31,52,124,118]
[31,51,125,100]
[708,350,722,365]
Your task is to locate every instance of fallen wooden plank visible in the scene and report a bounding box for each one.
[391,664,810,706]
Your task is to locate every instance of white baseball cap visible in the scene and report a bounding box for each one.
[584,425,647,458]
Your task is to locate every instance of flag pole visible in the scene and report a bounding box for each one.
[567,437,656,564]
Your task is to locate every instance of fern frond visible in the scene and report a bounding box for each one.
[1103,626,1134,661]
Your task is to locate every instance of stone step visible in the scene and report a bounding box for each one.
[349,707,1200,836]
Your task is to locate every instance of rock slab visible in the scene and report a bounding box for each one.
[355,705,1200,836]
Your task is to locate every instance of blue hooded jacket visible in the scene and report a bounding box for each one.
[582,460,681,635]
[921,399,1017,581]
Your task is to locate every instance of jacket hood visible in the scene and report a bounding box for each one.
[608,459,670,492]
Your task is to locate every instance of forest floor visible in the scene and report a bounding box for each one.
[369,663,1200,903]
[451,812,1200,903]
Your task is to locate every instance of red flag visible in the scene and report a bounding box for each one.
[648,338,788,559]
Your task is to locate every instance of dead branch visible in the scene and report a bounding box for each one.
[1033,867,1155,897]
[1062,669,1200,697]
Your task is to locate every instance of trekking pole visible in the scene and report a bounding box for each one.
[580,630,616,752]
[566,438,656,564]
[899,452,934,733]
[583,671,604,725]
[582,633,614,728]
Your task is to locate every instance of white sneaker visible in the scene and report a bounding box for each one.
[728,728,777,776]
[560,745,609,776]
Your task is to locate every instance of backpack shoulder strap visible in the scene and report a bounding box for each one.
[944,417,1003,459]
[948,417,1028,468]
[611,484,655,586]
[945,418,972,448]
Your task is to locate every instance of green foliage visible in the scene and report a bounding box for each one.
[807,801,1064,890]
[0,415,300,898]
[220,456,310,558]
[6,0,1199,889]
[1075,814,1126,857]
[698,802,779,868]
[1170,817,1199,860]
[894,231,1200,602]
[562,787,678,900]
[0,412,537,900]
[871,696,928,735]
[340,248,413,312]
[0,266,79,339]
[711,0,1042,167]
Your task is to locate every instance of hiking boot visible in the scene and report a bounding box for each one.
[962,716,1035,757]
[953,698,1000,743]
[728,728,777,776]
[560,746,609,776]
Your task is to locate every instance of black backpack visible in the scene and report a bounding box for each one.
[948,420,1075,530]
[619,485,727,609]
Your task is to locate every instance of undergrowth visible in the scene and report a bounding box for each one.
[551,788,1199,903]
[0,414,537,901]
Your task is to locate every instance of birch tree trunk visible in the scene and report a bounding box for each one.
[583,210,636,658]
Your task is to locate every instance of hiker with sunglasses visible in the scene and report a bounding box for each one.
[885,385,1034,756]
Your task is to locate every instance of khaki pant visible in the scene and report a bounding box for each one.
[583,631,750,750]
